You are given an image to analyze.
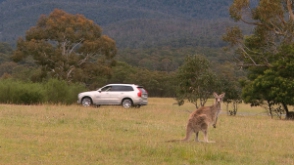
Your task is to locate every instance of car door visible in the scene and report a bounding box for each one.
[107,85,124,105]
[94,86,112,105]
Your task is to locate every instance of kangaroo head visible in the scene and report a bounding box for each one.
[213,92,225,103]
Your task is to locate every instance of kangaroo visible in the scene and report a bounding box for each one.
[168,92,225,143]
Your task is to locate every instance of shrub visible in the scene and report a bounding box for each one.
[0,78,87,105]
[43,79,86,104]
[0,79,44,104]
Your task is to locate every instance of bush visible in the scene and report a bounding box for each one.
[0,78,87,105]
[0,79,44,104]
[43,79,86,104]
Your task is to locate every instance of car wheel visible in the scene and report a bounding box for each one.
[122,99,132,108]
[81,97,92,107]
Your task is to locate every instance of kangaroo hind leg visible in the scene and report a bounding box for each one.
[195,131,200,142]
[203,130,215,143]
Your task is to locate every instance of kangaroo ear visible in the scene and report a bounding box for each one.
[220,93,225,98]
[213,92,218,97]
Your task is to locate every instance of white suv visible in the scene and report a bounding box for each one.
[77,84,148,108]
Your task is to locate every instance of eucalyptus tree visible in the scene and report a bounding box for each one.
[12,9,117,83]
[176,54,217,108]
[224,0,294,118]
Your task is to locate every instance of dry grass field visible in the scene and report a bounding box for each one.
[0,98,293,165]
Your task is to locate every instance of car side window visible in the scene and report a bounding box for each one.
[110,86,121,91]
[122,86,133,91]
[101,86,112,92]
[109,86,134,92]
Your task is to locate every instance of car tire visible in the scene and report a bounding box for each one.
[81,97,92,107]
[122,99,132,108]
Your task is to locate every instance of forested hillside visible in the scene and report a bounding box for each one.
[0,0,239,71]
[1,0,232,46]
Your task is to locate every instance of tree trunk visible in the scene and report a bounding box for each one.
[267,100,273,119]
[282,103,290,119]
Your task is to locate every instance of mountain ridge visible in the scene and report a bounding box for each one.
[0,0,233,48]
[0,0,240,71]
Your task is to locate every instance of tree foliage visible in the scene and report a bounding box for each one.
[105,61,177,97]
[0,42,17,78]
[224,0,294,67]
[241,44,294,117]
[117,46,230,72]
[224,0,294,119]
[12,9,117,83]
[215,62,243,116]
[176,54,217,108]
[0,42,12,62]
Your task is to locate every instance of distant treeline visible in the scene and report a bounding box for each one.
[0,41,235,98]
[117,46,231,72]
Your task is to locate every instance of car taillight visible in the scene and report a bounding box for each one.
[137,88,142,97]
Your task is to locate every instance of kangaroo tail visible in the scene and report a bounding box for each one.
[166,126,193,143]
[182,124,193,141]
